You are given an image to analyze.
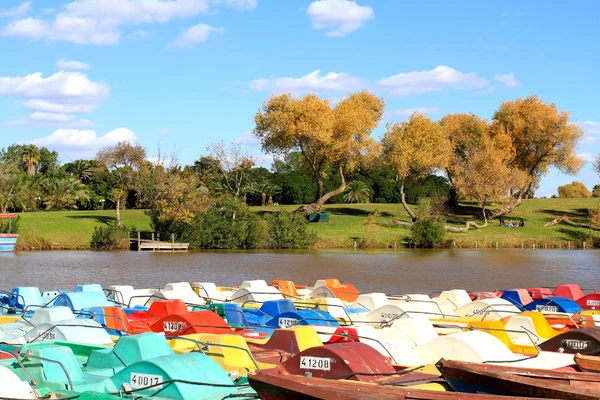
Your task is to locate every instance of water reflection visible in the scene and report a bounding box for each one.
[0,249,598,294]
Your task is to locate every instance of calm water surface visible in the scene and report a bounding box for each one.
[0,250,598,293]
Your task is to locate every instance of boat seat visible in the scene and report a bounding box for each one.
[34,345,105,392]
[553,284,585,301]
[351,293,388,312]
[436,290,472,310]
[270,280,301,298]
[192,282,218,299]
[86,333,173,372]
[75,284,103,293]
[503,315,544,346]
[240,280,269,289]
[30,307,75,325]
[11,287,43,309]
[501,289,533,307]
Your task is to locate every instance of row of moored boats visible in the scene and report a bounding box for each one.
[0,279,599,399]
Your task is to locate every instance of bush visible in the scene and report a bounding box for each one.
[266,212,317,249]
[557,181,592,198]
[184,198,267,249]
[409,219,446,248]
[90,225,131,250]
[0,215,19,234]
[592,185,600,198]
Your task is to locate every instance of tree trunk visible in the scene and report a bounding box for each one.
[261,192,266,207]
[268,195,273,206]
[545,217,600,231]
[297,165,346,214]
[399,180,417,222]
[316,178,324,202]
[116,197,122,228]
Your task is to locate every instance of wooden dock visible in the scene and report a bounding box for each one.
[133,232,189,252]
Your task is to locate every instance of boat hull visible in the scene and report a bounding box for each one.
[0,234,18,252]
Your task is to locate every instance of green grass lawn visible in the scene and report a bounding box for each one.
[14,198,600,250]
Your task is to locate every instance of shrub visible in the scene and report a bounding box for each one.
[409,219,446,248]
[266,212,317,249]
[0,215,19,234]
[184,198,267,249]
[557,181,592,198]
[592,185,600,198]
[90,225,131,250]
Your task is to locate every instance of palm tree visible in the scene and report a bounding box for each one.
[343,180,371,204]
[67,160,94,183]
[265,184,281,206]
[42,178,89,211]
[21,145,40,177]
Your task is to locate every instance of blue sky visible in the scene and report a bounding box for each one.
[0,0,598,197]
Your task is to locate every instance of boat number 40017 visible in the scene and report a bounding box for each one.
[130,373,163,390]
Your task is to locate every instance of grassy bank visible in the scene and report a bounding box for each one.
[13,198,600,250]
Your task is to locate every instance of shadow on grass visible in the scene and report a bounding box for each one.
[325,207,395,218]
[556,227,594,242]
[539,208,589,220]
[67,215,115,226]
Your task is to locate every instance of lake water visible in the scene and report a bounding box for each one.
[0,249,599,294]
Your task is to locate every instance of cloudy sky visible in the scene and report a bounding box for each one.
[0,0,598,196]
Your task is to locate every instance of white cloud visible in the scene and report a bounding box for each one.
[577,152,595,162]
[29,128,137,154]
[64,0,210,25]
[56,59,91,71]
[212,0,258,10]
[169,23,223,48]
[307,0,373,37]
[2,15,121,45]
[580,121,600,135]
[0,71,109,101]
[0,71,108,127]
[233,131,260,147]
[0,1,31,18]
[23,99,96,114]
[494,72,521,88]
[378,66,490,96]
[3,17,47,40]
[390,107,440,116]
[127,29,153,40]
[250,69,366,94]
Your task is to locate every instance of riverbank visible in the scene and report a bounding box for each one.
[13,198,600,250]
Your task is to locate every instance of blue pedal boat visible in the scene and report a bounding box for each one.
[0,213,18,252]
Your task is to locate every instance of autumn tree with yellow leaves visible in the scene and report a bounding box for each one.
[253,91,384,214]
[381,112,451,222]
[489,95,584,217]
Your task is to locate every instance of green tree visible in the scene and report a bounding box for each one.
[96,142,147,227]
[592,184,600,198]
[42,178,89,210]
[65,159,94,183]
[21,145,41,177]
[343,180,371,203]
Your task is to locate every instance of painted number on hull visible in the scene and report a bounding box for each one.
[380,312,401,320]
[586,300,600,307]
[130,373,163,390]
[562,339,590,350]
[535,305,559,313]
[39,331,56,340]
[278,318,299,328]
[300,356,331,371]
[163,321,184,332]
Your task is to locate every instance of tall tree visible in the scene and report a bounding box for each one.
[96,142,147,227]
[21,145,41,177]
[254,91,384,214]
[381,112,451,221]
[557,181,592,198]
[65,159,94,183]
[440,113,490,204]
[206,142,255,199]
[42,178,89,211]
[0,162,26,213]
[452,134,527,230]
[490,95,584,217]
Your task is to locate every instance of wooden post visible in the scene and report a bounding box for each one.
[495,242,498,249]
[521,242,523,249]
[475,242,478,249]
[583,241,586,249]
[171,233,175,243]
[137,231,141,252]
[393,241,397,249]
[152,232,155,242]
[353,241,357,250]
[533,243,536,249]
[568,241,571,249]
